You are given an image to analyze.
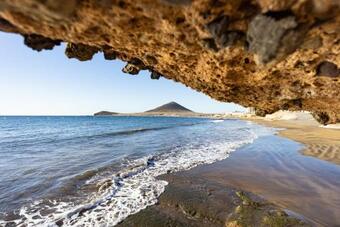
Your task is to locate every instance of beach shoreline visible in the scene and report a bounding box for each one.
[119,117,340,226]
[248,117,340,165]
[2,115,339,226]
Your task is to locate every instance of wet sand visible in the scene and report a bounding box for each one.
[253,118,340,165]
[119,119,340,226]
[188,135,340,226]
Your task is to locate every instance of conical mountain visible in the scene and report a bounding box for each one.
[145,102,193,113]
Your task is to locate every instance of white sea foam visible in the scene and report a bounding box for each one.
[0,126,272,227]
[211,119,224,123]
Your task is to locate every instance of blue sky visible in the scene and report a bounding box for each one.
[0,32,245,115]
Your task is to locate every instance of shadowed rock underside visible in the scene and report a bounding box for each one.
[0,0,339,124]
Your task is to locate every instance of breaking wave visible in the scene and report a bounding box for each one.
[1,134,259,226]
[0,117,277,227]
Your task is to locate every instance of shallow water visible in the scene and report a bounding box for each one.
[186,133,340,226]
[0,116,273,226]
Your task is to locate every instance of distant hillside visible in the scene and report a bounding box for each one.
[94,111,118,116]
[146,102,193,113]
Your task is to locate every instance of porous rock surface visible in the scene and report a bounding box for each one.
[0,0,339,124]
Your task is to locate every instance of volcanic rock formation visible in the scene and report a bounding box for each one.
[146,102,193,113]
[0,0,339,124]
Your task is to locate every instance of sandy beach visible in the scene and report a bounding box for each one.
[252,118,340,165]
[119,116,340,226]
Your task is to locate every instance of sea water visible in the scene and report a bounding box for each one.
[0,116,273,226]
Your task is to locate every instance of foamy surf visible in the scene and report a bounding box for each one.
[0,118,276,227]
[1,137,261,226]
[211,119,224,123]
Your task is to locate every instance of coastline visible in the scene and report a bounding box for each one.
[98,113,340,165]
[94,112,218,119]
[249,117,340,165]
[119,117,340,226]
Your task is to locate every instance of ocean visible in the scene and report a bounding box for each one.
[0,116,273,226]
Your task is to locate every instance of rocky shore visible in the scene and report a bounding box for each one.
[119,173,308,227]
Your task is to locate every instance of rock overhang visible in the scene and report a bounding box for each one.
[0,0,339,124]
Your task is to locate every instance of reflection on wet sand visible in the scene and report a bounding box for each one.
[254,118,340,165]
[186,135,340,226]
[120,133,340,226]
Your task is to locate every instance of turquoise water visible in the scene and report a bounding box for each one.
[0,116,272,226]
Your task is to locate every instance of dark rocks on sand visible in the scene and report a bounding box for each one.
[312,111,330,125]
[254,108,269,117]
[118,177,307,227]
[147,157,155,167]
